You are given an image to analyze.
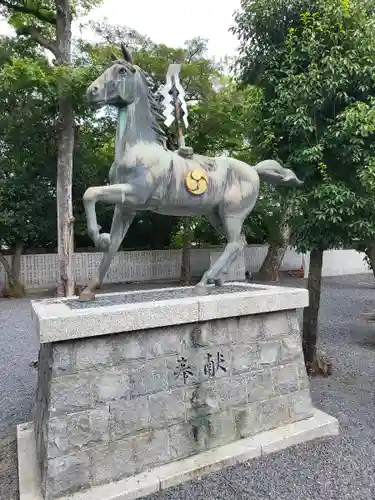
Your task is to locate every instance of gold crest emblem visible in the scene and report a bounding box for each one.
[185,168,209,195]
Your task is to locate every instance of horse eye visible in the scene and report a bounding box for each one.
[119,67,127,75]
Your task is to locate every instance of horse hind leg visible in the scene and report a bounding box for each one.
[216,232,247,284]
[79,205,135,301]
[208,211,247,285]
[195,215,245,291]
[206,210,228,285]
[208,178,259,285]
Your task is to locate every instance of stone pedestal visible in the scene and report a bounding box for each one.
[19,283,338,500]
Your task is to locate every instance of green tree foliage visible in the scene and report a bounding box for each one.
[0,37,57,293]
[232,0,313,279]
[234,0,375,368]
[188,80,259,156]
[0,0,105,296]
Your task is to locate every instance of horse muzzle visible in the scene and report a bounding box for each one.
[87,84,106,108]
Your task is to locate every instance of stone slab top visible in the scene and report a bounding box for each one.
[31,282,308,344]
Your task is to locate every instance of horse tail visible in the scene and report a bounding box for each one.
[253,160,303,187]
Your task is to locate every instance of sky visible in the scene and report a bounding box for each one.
[0,0,242,58]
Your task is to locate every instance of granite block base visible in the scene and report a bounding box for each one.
[26,283,338,499]
[18,409,339,500]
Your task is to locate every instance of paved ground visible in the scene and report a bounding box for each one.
[1,274,375,499]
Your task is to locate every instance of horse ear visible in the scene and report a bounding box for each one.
[121,43,133,63]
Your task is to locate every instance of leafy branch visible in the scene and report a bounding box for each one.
[16,26,57,56]
[0,0,56,24]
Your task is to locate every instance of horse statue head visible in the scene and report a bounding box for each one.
[87,44,138,109]
[86,44,166,150]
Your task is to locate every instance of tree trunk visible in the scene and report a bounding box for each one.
[0,243,25,297]
[258,216,291,281]
[11,241,23,284]
[55,0,75,297]
[0,252,13,285]
[364,243,375,280]
[0,243,23,286]
[302,249,324,365]
[180,218,192,285]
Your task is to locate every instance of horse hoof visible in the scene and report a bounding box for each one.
[79,289,96,301]
[98,233,111,250]
[192,283,208,295]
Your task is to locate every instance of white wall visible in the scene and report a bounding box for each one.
[244,245,303,273]
[0,246,370,290]
[303,249,372,278]
[0,249,206,290]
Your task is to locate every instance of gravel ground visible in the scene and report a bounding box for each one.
[1,274,375,500]
[0,298,39,433]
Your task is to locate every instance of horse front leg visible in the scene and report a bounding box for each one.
[82,183,138,249]
[79,204,135,301]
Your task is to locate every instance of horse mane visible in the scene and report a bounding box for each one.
[140,68,168,147]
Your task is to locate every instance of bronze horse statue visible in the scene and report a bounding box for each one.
[79,44,302,300]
